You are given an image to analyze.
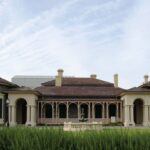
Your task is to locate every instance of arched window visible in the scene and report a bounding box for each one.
[59,104,66,118]
[44,104,52,118]
[69,103,78,118]
[109,104,116,118]
[95,104,102,118]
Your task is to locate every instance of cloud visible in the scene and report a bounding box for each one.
[0,0,150,89]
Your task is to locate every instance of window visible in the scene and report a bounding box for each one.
[0,99,2,118]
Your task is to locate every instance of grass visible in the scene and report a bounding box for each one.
[0,127,150,150]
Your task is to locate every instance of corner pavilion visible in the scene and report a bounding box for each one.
[0,69,150,127]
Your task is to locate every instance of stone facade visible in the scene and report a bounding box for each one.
[0,70,150,127]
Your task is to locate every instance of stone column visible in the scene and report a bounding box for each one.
[120,103,123,122]
[9,105,16,126]
[106,103,109,123]
[143,105,149,126]
[26,105,30,125]
[116,103,119,121]
[66,102,69,121]
[130,105,134,125]
[92,103,95,120]
[56,103,58,123]
[102,103,105,119]
[124,105,135,127]
[31,105,36,126]
[52,103,54,121]
[9,105,12,124]
[58,104,60,118]
[88,103,91,122]
[124,105,129,126]
[78,102,80,120]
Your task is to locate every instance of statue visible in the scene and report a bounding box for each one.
[79,108,88,122]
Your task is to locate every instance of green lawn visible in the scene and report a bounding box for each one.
[0,127,150,150]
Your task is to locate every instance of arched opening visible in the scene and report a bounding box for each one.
[134,99,144,125]
[109,104,116,118]
[69,103,78,118]
[43,104,52,118]
[80,104,88,118]
[16,98,27,124]
[95,104,102,118]
[59,104,66,118]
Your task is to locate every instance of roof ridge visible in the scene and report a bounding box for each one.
[41,77,114,87]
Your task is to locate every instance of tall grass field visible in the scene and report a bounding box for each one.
[0,127,150,150]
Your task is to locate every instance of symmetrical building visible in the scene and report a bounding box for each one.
[0,69,150,127]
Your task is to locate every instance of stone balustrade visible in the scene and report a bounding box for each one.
[64,122,102,131]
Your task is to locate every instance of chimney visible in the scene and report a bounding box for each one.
[58,69,63,77]
[55,69,64,87]
[144,75,149,84]
[114,74,119,88]
[90,74,97,79]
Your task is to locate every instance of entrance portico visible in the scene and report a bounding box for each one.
[122,95,150,127]
[7,89,39,127]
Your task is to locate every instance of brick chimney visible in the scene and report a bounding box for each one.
[55,69,63,87]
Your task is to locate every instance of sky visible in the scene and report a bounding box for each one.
[0,0,150,89]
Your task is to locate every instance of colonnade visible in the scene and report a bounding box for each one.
[38,100,123,124]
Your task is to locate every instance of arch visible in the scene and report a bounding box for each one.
[69,103,78,118]
[59,104,66,118]
[16,98,27,124]
[43,103,52,118]
[95,104,102,118]
[134,99,144,125]
[80,104,88,118]
[109,104,116,118]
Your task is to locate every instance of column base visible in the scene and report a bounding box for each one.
[9,122,17,127]
[26,122,36,127]
[143,122,150,127]
[124,122,135,127]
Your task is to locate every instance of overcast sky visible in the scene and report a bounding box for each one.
[0,0,150,89]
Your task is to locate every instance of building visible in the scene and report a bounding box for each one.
[0,78,18,124]
[0,69,150,127]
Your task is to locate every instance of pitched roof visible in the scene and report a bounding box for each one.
[36,77,125,98]
[35,86,124,97]
[127,81,150,92]
[42,77,114,87]
[6,86,40,95]
[119,81,150,96]
[0,77,18,87]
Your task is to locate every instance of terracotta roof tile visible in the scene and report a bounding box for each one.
[127,82,150,92]
[36,77,125,97]
[42,77,114,87]
[0,77,18,87]
[35,86,124,97]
